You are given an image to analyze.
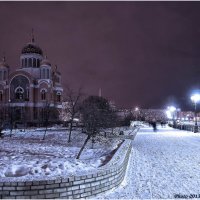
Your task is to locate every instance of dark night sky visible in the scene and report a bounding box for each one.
[1,2,200,110]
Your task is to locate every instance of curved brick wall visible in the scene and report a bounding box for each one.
[0,130,137,199]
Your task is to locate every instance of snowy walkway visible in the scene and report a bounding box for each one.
[97,126,200,199]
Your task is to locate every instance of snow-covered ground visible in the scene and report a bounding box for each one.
[97,126,200,199]
[0,128,126,182]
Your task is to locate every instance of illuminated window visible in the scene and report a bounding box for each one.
[15,87,24,100]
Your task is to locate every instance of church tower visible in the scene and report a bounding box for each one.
[0,32,64,126]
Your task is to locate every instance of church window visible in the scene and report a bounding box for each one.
[26,85,29,101]
[15,87,24,100]
[4,71,6,80]
[37,59,40,67]
[34,109,37,119]
[25,58,27,67]
[33,58,36,67]
[0,91,3,101]
[10,76,29,102]
[43,68,45,79]
[41,89,46,100]
[22,59,24,67]
[47,69,49,79]
[0,71,2,81]
[56,92,61,102]
[28,58,32,67]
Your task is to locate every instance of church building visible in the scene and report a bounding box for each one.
[0,34,63,125]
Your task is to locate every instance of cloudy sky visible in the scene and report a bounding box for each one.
[1,2,200,110]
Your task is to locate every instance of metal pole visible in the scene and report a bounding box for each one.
[194,102,198,133]
[173,112,175,128]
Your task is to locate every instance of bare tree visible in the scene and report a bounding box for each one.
[22,100,29,132]
[105,110,119,136]
[63,86,83,143]
[0,104,5,138]
[76,96,114,159]
[7,103,15,137]
[42,101,52,140]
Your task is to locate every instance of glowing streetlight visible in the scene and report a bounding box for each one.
[191,94,200,133]
[166,106,177,126]
[168,106,176,113]
[191,94,200,104]
[134,107,139,121]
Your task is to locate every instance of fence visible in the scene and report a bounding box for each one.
[169,124,200,132]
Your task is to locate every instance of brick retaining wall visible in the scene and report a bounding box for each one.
[0,129,137,199]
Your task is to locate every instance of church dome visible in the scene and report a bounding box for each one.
[21,43,43,55]
[41,56,51,66]
[0,57,9,68]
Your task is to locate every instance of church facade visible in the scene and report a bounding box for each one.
[0,35,63,125]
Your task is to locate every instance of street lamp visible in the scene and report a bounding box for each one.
[166,106,176,127]
[134,107,139,121]
[190,94,200,133]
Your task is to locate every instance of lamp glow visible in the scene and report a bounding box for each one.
[135,107,139,111]
[166,110,172,119]
[167,106,176,113]
[190,93,200,133]
[191,94,200,103]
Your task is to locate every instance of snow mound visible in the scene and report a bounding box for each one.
[5,165,30,177]
[0,128,123,181]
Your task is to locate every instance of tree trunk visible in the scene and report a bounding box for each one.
[91,137,95,149]
[0,128,3,139]
[68,122,73,143]
[76,135,90,159]
[24,121,26,132]
[10,123,13,138]
[42,124,48,140]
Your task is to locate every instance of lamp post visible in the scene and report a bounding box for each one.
[135,107,139,121]
[191,94,200,133]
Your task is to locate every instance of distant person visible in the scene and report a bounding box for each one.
[161,121,167,127]
[152,119,157,132]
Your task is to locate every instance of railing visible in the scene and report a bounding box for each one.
[170,124,200,132]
